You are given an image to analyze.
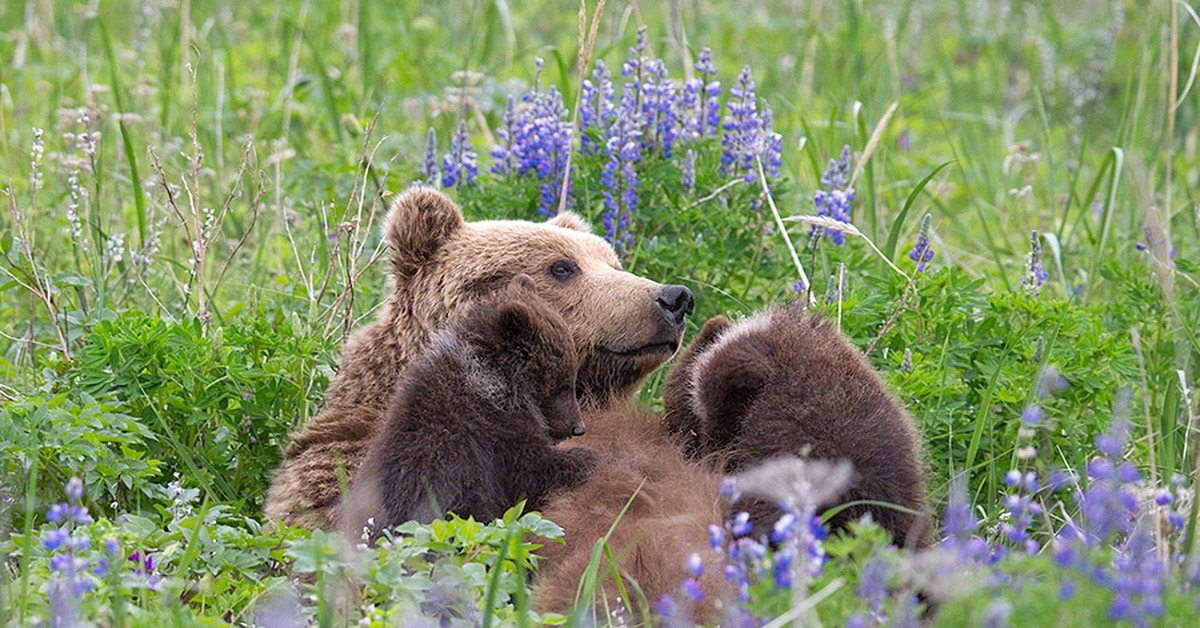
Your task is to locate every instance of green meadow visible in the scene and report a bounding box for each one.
[1,0,1197,625]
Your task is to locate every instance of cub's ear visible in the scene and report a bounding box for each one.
[547,211,591,233]
[495,301,540,351]
[386,187,466,280]
[694,316,733,348]
[507,274,538,294]
[695,335,773,428]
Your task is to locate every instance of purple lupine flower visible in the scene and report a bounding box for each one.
[681,577,705,601]
[642,58,678,157]
[441,119,478,188]
[720,65,782,185]
[686,552,704,577]
[999,471,1043,552]
[1108,526,1166,625]
[908,213,936,271]
[707,524,724,550]
[681,148,697,193]
[694,48,723,137]
[808,146,855,245]
[600,85,643,253]
[422,128,439,185]
[1020,404,1044,426]
[1021,230,1049,296]
[491,96,517,175]
[45,478,96,600]
[579,60,615,155]
[858,554,891,622]
[491,60,574,215]
[1136,224,1178,267]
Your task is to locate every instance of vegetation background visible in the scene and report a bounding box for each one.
[0,0,1197,625]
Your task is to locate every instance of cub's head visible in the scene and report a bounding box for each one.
[383,187,694,406]
[462,276,584,441]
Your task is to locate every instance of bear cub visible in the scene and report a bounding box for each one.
[344,276,598,540]
[663,308,931,547]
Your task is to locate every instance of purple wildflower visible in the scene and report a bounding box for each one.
[1021,230,1049,296]
[490,96,517,175]
[681,148,696,193]
[720,65,782,185]
[681,577,705,601]
[441,120,478,188]
[579,60,615,155]
[857,554,891,622]
[907,213,935,271]
[422,128,439,185]
[491,59,574,216]
[808,146,855,245]
[1020,404,1044,426]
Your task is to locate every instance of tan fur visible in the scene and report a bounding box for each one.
[533,404,727,619]
[265,188,688,530]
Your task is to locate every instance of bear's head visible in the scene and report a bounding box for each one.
[383,187,693,406]
[461,275,585,441]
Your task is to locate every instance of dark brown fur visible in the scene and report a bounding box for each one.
[343,278,598,537]
[663,309,932,547]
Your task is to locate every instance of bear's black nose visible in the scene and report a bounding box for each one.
[572,424,587,437]
[656,285,694,326]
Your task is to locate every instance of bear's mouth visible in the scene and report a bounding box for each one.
[600,341,679,358]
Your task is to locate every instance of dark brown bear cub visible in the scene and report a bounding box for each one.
[663,308,932,547]
[344,276,598,540]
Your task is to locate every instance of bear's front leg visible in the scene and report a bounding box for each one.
[514,447,599,511]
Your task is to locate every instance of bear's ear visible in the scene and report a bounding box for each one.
[385,187,466,279]
[494,301,540,351]
[547,211,591,233]
[695,335,772,428]
[508,274,538,294]
[694,316,733,348]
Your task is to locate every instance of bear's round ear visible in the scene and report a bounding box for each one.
[695,316,733,347]
[547,211,591,233]
[495,301,539,348]
[385,187,466,279]
[508,274,538,294]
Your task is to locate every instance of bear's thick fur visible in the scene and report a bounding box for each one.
[265,187,693,530]
[663,310,931,547]
[342,276,598,539]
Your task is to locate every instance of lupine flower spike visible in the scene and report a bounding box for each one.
[809,146,855,245]
[1021,230,1049,296]
[908,213,935,271]
[441,119,478,188]
[422,128,439,185]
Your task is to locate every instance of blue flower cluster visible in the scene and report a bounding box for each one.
[657,476,830,627]
[809,145,855,245]
[441,119,478,188]
[44,478,96,597]
[721,65,783,185]
[491,59,574,217]
[490,31,784,251]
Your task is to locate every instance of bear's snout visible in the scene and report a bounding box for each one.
[656,285,694,326]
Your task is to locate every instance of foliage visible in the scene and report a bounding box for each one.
[1,0,1198,625]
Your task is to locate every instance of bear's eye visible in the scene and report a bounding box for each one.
[549,259,579,281]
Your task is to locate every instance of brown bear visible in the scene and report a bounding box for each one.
[342,276,598,539]
[662,309,932,548]
[264,187,694,530]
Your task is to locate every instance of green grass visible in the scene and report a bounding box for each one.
[1,0,1198,625]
